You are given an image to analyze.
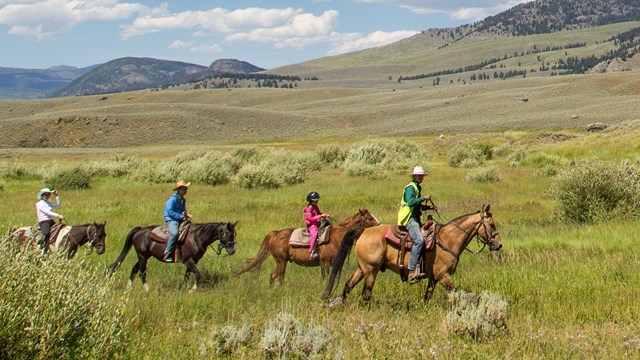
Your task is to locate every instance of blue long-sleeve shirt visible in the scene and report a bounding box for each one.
[163,194,186,222]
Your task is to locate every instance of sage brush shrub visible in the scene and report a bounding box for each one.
[444,290,510,341]
[260,312,331,359]
[465,166,502,183]
[344,139,428,178]
[449,143,488,168]
[209,322,254,356]
[0,161,41,180]
[234,149,314,189]
[316,144,348,167]
[182,152,235,186]
[554,159,640,223]
[42,163,93,190]
[0,240,128,359]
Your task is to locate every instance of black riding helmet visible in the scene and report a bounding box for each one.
[306,191,320,202]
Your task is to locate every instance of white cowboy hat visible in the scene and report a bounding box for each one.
[173,180,191,190]
[412,166,426,176]
[37,188,53,200]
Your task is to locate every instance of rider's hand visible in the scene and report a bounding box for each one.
[53,190,58,196]
[323,214,330,218]
[58,215,64,220]
[186,214,193,220]
[423,194,431,201]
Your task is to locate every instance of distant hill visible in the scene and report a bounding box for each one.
[473,0,640,36]
[206,59,264,75]
[0,65,96,99]
[50,57,265,97]
[51,57,207,97]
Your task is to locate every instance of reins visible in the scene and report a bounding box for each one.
[430,206,493,257]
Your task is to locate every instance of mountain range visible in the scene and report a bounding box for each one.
[3,0,640,98]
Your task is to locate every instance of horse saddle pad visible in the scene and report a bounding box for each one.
[384,225,434,251]
[149,223,190,244]
[289,226,331,248]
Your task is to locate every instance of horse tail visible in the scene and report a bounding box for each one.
[108,226,140,274]
[234,231,275,276]
[323,226,365,300]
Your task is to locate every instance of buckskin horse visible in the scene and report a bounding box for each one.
[7,222,107,259]
[108,221,237,291]
[324,205,502,303]
[235,209,380,284]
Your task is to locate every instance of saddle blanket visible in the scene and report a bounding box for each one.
[289,226,331,248]
[10,224,72,252]
[149,222,190,244]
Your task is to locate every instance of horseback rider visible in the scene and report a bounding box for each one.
[162,180,192,263]
[304,191,329,259]
[35,188,64,255]
[397,166,436,281]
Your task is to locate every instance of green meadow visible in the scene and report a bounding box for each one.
[1,125,639,358]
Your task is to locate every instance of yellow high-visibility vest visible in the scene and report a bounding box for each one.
[397,182,420,225]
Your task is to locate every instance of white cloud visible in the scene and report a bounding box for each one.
[121,7,306,39]
[0,0,165,39]
[169,39,221,54]
[357,0,531,21]
[327,30,418,56]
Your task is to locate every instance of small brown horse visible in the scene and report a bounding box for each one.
[109,222,237,291]
[324,205,502,303]
[7,222,107,259]
[235,209,380,284]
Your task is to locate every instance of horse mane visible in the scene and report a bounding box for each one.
[443,211,481,226]
[338,211,362,227]
[192,222,222,237]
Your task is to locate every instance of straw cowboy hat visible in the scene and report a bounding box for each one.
[37,188,53,200]
[412,166,426,176]
[174,180,191,190]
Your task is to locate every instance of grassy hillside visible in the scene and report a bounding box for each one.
[270,22,640,81]
[2,71,640,148]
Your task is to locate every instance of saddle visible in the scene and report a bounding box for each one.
[289,223,331,248]
[34,223,71,247]
[384,221,436,282]
[149,221,191,244]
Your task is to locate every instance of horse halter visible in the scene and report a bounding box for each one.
[214,224,236,255]
[474,212,500,251]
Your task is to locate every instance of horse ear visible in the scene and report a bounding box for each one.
[483,204,491,214]
[233,221,238,227]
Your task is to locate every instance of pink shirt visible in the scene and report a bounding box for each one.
[304,204,324,227]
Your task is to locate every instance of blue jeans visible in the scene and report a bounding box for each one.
[164,220,180,257]
[407,218,424,271]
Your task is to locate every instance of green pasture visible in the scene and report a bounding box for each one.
[1,130,640,359]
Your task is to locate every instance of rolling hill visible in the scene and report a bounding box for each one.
[0,65,96,99]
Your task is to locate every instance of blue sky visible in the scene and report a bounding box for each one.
[0,1,529,70]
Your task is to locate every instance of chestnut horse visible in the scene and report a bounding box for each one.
[235,209,380,284]
[324,205,502,303]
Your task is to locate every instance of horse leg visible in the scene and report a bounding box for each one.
[341,267,364,301]
[138,257,149,292]
[184,259,201,292]
[424,278,439,303]
[128,261,140,288]
[361,268,380,301]
[270,258,287,285]
[67,244,78,259]
[439,273,456,292]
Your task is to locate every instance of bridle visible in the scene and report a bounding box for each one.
[68,224,103,255]
[211,223,236,256]
[435,210,499,258]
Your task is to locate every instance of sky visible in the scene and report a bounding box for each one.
[0,0,530,70]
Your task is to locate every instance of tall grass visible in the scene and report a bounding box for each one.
[343,139,429,178]
[0,240,128,359]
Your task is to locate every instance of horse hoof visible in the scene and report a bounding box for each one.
[189,285,197,293]
[143,284,149,292]
[127,280,133,289]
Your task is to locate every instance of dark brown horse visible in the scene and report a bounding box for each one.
[7,222,107,259]
[235,209,380,284]
[324,205,502,303]
[108,222,237,291]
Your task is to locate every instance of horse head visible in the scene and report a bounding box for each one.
[478,205,502,251]
[358,208,381,227]
[219,222,237,255]
[90,221,107,255]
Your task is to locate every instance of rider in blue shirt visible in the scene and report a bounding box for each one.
[162,181,192,262]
